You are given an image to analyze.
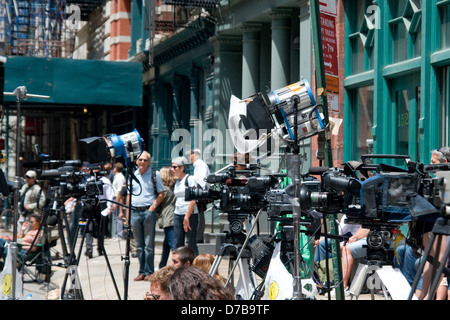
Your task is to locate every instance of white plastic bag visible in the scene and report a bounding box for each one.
[264,241,293,300]
[264,241,318,300]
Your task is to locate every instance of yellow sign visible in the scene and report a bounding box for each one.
[325,75,340,94]
[1,273,12,297]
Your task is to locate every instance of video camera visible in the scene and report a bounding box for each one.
[187,168,279,212]
[40,161,104,199]
[186,165,279,235]
[296,155,441,223]
[296,154,447,262]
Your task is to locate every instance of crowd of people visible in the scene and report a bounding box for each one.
[0,146,449,301]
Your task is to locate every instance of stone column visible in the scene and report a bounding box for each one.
[241,24,261,98]
[189,67,202,150]
[270,9,292,90]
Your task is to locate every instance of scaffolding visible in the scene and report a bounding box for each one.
[0,0,78,57]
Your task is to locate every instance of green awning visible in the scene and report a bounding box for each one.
[3,56,143,107]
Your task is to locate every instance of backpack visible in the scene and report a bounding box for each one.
[152,169,162,213]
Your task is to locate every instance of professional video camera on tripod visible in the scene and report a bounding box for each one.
[408,162,450,300]
[186,164,280,294]
[45,129,144,300]
[298,154,448,299]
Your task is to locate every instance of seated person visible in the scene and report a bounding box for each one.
[314,214,369,292]
[0,213,43,260]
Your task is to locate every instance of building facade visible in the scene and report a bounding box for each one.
[343,0,450,165]
[130,0,345,172]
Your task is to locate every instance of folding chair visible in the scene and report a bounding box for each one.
[18,226,57,283]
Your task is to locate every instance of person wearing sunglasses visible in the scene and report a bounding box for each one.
[128,151,165,281]
[144,265,175,300]
[171,156,199,256]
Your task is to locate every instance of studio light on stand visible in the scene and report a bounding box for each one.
[80,129,143,300]
[227,79,327,300]
[3,86,50,300]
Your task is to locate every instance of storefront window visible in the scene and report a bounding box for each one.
[351,38,365,74]
[392,23,408,63]
[442,4,450,49]
[353,86,374,161]
[348,0,374,73]
[442,67,450,147]
[388,0,422,63]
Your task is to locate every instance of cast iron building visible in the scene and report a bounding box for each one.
[129,0,343,171]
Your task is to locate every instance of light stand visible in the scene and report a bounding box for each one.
[285,95,305,300]
[122,141,137,300]
[4,86,49,300]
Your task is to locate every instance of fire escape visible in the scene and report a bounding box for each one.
[147,0,218,68]
[0,0,105,58]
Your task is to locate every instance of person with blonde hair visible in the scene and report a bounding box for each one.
[144,265,176,300]
[157,167,176,269]
[193,253,226,284]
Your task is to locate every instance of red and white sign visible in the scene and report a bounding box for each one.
[319,0,339,110]
[319,0,337,16]
[320,12,339,94]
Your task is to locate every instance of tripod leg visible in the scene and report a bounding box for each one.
[427,238,450,300]
[61,218,90,300]
[209,253,224,277]
[408,232,436,300]
[99,215,122,300]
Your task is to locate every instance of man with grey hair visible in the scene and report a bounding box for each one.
[431,147,450,164]
[189,149,210,244]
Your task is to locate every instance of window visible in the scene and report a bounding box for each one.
[352,86,374,161]
[442,67,450,147]
[441,3,450,49]
[348,0,374,73]
[388,0,422,63]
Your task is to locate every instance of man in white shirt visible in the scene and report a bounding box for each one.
[111,162,126,240]
[189,149,210,243]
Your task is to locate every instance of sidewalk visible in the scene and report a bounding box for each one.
[20,236,157,300]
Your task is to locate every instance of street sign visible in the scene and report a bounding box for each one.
[319,0,337,16]
[320,12,339,94]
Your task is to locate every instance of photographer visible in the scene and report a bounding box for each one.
[171,156,199,256]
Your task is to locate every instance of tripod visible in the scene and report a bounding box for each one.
[60,200,121,300]
[349,227,416,300]
[209,208,266,299]
[408,214,450,300]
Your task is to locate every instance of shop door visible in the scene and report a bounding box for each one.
[390,73,421,163]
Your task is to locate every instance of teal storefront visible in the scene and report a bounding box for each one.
[343,0,450,164]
